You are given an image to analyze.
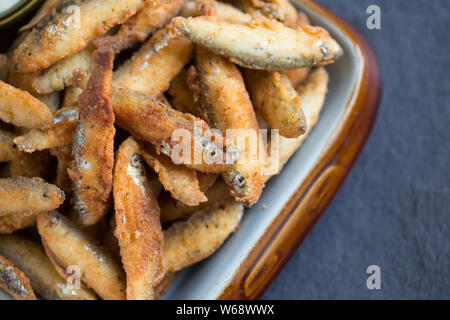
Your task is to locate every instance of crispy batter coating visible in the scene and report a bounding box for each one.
[159,178,232,223]
[0,234,97,299]
[32,46,95,94]
[244,69,306,138]
[188,48,266,206]
[264,67,329,180]
[19,0,63,32]
[140,142,207,206]
[0,255,36,300]
[240,0,298,27]
[0,80,53,128]
[69,49,115,226]
[0,177,64,215]
[14,0,147,73]
[0,213,36,234]
[13,107,79,153]
[172,16,343,70]
[284,67,310,88]
[181,0,252,23]
[37,211,126,300]
[164,200,243,272]
[99,0,187,53]
[62,86,83,107]
[114,26,193,97]
[113,137,165,300]
[111,86,225,173]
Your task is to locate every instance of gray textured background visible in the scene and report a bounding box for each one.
[263,0,450,299]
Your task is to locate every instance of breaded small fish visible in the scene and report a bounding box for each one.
[113,137,165,300]
[0,213,36,234]
[164,200,243,273]
[140,142,207,206]
[14,0,146,73]
[159,178,232,224]
[0,80,53,128]
[19,0,74,33]
[264,67,329,180]
[0,177,64,215]
[69,49,115,226]
[37,211,126,300]
[172,16,343,70]
[181,0,252,23]
[0,234,97,300]
[0,255,36,300]
[62,86,83,107]
[99,0,187,53]
[111,86,225,173]
[13,107,79,153]
[188,48,266,206]
[244,69,306,138]
[284,67,310,88]
[240,0,298,27]
[114,26,194,97]
[32,47,95,94]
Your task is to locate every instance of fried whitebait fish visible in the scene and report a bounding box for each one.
[99,0,187,53]
[19,0,64,32]
[172,16,343,70]
[114,26,194,97]
[0,255,36,300]
[32,46,95,94]
[159,178,232,224]
[244,69,307,138]
[284,67,310,88]
[14,0,147,73]
[264,67,329,180]
[164,200,243,273]
[0,80,53,128]
[0,234,97,300]
[69,48,115,226]
[0,177,64,215]
[140,142,207,206]
[111,86,225,173]
[188,48,266,207]
[113,137,165,300]
[0,213,37,234]
[181,0,252,24]
[37,211,126,300]
[13,107,79,153]
[63,86,83,107]
[240,0,298,27]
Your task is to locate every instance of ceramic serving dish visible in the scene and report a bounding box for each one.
[164,0,380,299]
[0,0,380,300]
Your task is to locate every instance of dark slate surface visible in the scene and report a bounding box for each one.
[263,0,450,299]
